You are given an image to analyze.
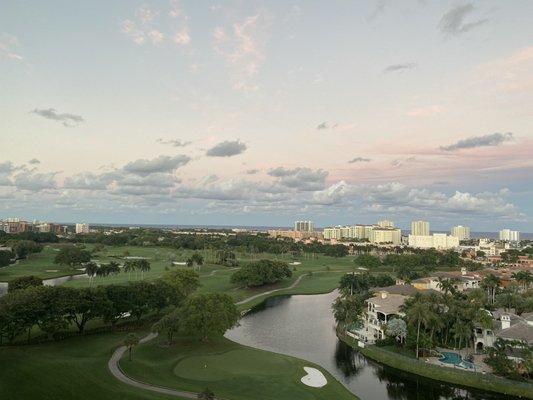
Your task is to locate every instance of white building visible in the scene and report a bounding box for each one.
[294,220,314,232]
[351,290,407,343]
[451,225,470,240]
[377,220,394,228]
[408,233,459,250]
[370,228,402,245]
[411,220,430,236]
[499,229,520,242]
[75,223,90,234]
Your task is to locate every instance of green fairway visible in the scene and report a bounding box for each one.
[120,335,357,400]
[0,246,80,282]
[0,331,178,400]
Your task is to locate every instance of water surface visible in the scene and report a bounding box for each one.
[225,291,520,400]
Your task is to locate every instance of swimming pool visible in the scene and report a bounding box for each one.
[439,352,475,370]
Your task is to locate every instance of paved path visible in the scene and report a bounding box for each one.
[108,332,200,399]
[236,273,308,305]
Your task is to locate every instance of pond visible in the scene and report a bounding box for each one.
[0,274,87,296]
[225,290,520,400]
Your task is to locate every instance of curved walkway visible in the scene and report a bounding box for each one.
[236,273,308,305]
[108,332,203,399]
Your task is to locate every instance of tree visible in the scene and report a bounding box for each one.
[8,276,43,292]
[339,273,369,296]
[186,253,204,271]
[84,262,99,286]
[512,271,532,291]
[354,254,381,268]
[386,318,407,344]
[179,293,239,341]
[197,388,215,400]
[123,259,137,280]
[152,308,180,344]
[404,294,431,358]
[0,250,12,267]
[124,333,140,361]
[9,240,43,259]
[164,269,200,299]
[215,250,237,267]
[137,259,151,279]
[481,274,501,304]
[332,295,364,331]
[54,246,91,268]
[64,287,109,333]
[230,260,292,287]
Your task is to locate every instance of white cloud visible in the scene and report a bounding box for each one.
[0,33,23,61]
[173,27,190,45]
[406,105,444,117]
[213,14,267,91]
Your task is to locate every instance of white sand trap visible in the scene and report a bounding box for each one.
[289,261,301,265]
[300,367,327,388]
[45,269,59,272]
[173,262,187,265]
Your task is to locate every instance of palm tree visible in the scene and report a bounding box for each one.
[437,277,457,296]
[512,270,532,291]
[137,259,151,280]
[84,262,98,287]
[124,260,136,280]
[481,274,501,304]
[404,295,430,358]
[124,333,139,361]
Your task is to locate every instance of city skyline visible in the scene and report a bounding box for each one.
[1,1,532,231]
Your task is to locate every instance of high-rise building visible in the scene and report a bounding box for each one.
[451,225,470,240]
[408,234,459,250]
[294,220,314,232]
[377,220,394,228]
[75,223,90,234]
[411,220,430,236]
[370,228,402,245]
[499,229,520,242]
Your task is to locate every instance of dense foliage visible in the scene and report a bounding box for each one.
[54,246,91,268]
[178,293,240,341]
[0,280,182,343]
[230,259,292,287]
[8,275,43,292]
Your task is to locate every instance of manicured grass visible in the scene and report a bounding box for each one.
[0,246,81,282]
[121,335,357,400]
[0,331,178,400]
[339,333,533,399]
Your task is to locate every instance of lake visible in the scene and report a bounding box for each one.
[225,290,520,400]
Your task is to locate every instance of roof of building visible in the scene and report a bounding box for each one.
[371,285,420,296]
[368,293,406,315]
[496,321,533,345]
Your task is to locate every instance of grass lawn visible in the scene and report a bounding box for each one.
[121,335,357,400]
[0,246,82,282]
[0,331,179,400]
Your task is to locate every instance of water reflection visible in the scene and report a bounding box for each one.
[0,274,87,296]
[225,291,520,400]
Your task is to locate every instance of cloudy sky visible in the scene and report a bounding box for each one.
[1,1,532,231]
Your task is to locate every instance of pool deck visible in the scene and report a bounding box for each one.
[425,348,492,374]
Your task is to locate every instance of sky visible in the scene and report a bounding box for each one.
[0,0,532,231]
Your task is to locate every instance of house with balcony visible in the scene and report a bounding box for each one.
[349,290,407,343]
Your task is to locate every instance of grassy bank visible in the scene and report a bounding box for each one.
[339,333,533,399]
[121,334,357,400]
[0,331,176,400]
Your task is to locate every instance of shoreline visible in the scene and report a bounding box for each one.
[337,331,533,399]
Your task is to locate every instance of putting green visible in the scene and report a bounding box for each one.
[173,349,293,381]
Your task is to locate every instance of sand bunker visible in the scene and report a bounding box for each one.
[300,367,327,388]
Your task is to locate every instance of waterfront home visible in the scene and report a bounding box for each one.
[474,309,533,356]
[350,290,407,343]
